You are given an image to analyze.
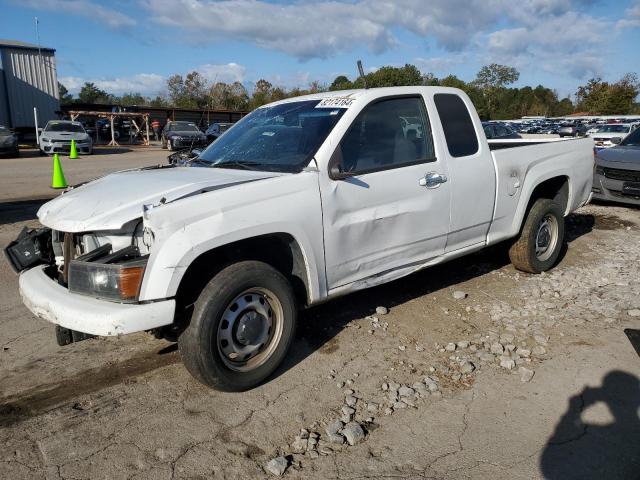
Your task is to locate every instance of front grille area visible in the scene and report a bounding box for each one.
[603,167,640,182]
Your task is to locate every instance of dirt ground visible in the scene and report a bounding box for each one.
[0,147,639,479]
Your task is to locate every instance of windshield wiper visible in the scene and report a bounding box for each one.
[211,161,262,171]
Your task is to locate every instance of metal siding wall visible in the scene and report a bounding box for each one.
[0,51,9,126]
[3,47,60,128]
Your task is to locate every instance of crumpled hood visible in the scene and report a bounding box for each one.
[38,166,279,232]
[596,146,640,165]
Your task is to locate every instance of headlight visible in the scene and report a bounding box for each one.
[172,136,182,140]
[41,137,50,142]
[68,257,147,302]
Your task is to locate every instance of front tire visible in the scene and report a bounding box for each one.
[509,198,565,274]
[178,261,297,391]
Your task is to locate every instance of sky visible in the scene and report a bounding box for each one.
[1,0,639,100]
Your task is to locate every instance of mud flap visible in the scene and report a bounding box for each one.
[55,326,95,346]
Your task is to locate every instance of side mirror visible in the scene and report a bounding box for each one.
[330,164,351,180]
[328,145,354,180]
[611,137,622,145]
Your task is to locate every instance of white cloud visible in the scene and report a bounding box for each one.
[617,0,640,28]
[18,0,136,28]
[199,63,247,83]
[414,55,469,75]
[141,0,506,59]
[59,63,248,96]
[59,73,165,95]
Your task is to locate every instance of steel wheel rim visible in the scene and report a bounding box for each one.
[535,214,559,262]
[216,288,284,372]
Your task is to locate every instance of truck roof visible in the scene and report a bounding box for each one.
[263,86,464,109]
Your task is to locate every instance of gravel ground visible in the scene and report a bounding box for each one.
[0,150,639,479]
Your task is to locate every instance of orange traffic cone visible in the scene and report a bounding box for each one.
[51,153,68,189]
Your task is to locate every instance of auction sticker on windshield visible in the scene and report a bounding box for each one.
[316,97,355,108]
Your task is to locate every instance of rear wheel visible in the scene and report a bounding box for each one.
[509,198,565,273]
[178,261,297,391]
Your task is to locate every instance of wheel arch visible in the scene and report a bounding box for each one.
[172,233,313,325]
[515,174,570,235]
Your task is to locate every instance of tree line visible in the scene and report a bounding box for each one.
[58,63,640,120]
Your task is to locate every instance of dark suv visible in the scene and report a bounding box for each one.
[162,121,207,151]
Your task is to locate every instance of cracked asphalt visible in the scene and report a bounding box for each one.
[1,148,639,479]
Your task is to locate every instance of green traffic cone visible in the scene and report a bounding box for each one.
[69,139,78,159]
[51,153,68,189]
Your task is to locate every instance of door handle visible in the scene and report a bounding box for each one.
[419,172,448,188]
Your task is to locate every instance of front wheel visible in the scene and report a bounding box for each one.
[178,261,297,391]
[509,198,565,274]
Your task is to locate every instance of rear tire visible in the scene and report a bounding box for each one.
[178,261,297,391]
[509,198,565,274]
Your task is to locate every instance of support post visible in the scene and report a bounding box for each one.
[144,114,150,146]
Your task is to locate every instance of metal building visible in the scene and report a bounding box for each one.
[0,39,60,131]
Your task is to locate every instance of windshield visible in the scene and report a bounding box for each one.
[198,99,347,172]
[620,128,640,146]
[597,125,629,133]
[45,122,85,133]
[169,123,200,132]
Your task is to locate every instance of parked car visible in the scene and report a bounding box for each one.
[483,122,522,140]
[589,123,638,149]
[162,121,208,150]
[592,127,640,206]
[9,87,593,391]
[557,124,588,137]
[205,122,234,144]
[39,120,93,155]
[0,125,19,157]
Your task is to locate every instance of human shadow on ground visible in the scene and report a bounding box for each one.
[540,370,640,480]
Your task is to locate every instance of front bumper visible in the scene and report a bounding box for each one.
[41,141,92,154]
[592,173,640,206]
[19,265,175,336]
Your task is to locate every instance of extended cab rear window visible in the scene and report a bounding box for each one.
[434,94,479,157]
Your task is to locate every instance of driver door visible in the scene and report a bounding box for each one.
[319,96,451,291]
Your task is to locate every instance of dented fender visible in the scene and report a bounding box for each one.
[137,171,326,304]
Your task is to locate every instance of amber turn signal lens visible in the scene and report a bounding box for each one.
[119,266,145,300]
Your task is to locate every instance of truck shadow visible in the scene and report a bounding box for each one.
[539,370,640,480]
[279,212,596,379]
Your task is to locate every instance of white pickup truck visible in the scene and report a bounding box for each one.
[8,87,594,391]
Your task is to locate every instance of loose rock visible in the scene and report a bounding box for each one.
[341,422,366,446]
[325,419,344,436]
[519,367,535,383]
[376,306,389,315]
[453,290,467,300]
[460,361,475,374]
[266,457,288,476]
[532,345,547,356]
[627,309,640,317]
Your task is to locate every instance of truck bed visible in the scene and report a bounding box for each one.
[487,137,594,244]
[487,137,576,150]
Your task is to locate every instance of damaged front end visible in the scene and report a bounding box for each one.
[7,219,168,345]
[8,218,150,302]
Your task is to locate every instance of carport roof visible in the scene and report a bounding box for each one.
[0,39,55,52]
